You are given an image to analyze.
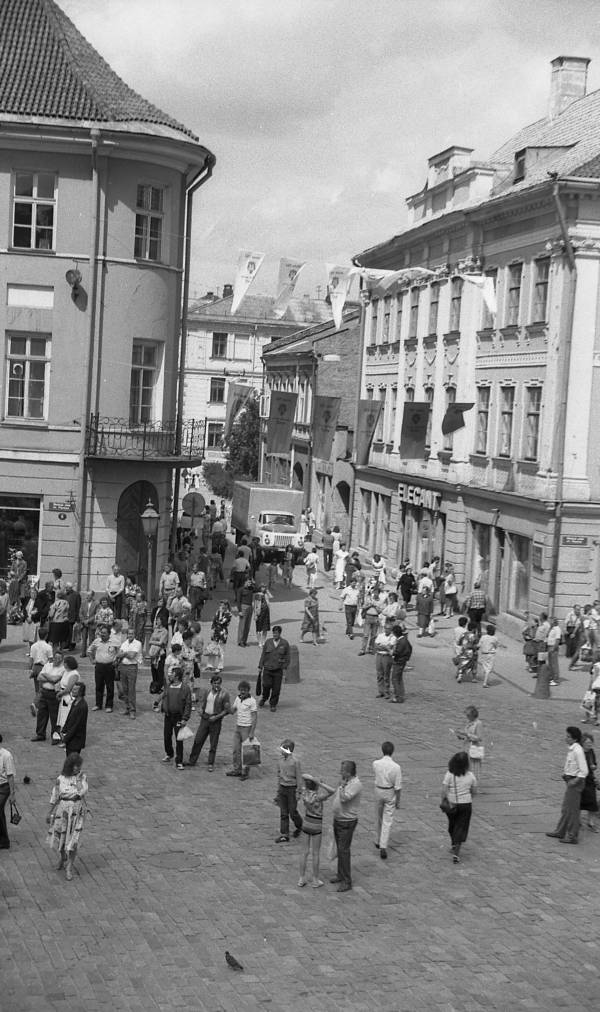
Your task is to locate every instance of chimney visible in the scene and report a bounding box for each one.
[549,56,590,120]
[223,283,233,299]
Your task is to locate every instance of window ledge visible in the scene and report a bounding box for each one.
[517,458,539,471]
[443,330,460,341]
[9,247,55,256]
[390,341,400,354]
[437,450,452,463]
[476,327,495,339]
[372,441,385,451]
[524,322,548,335]
[469,453,489,464]
[1,418,49,429]
[492,455,513,467]
[385,442,394,452]
[499,325,519,338]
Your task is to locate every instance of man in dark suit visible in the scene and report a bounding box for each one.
[186,674,231,771]
[257,625,290,712]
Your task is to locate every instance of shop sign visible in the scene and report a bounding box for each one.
[397,482,442,511]
[48,501,75,512]
[561,535,588,547]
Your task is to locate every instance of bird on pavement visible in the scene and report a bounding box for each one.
[225,951,244,971]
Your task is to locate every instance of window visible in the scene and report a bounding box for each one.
[523,386,542,460]
[424,386,434,449]
[360,489,372,549]
[508,533,530,613]
[207,422,224,448]
[408,288,420,338]
[514,149,526,184]
[475,386,490,455]
[129,342,158,424]
[134,184,164,261]
[449,278,463,332]
[428,284,440,335]
[233,334,251,359]
[12,172,56,250]
[209,377,226,403]
[369,300,379,344]
[481,270,497,330]
[6,334,50,418]
[396,292,404,340]
[498,385,515,457]
[405,386,415,403]
[211,333,227,359]
[532,258,550,323]
[443,386,456,451]
[375,387,386,442]
[382,297,391,341]
[507,264,522,326]
[389,386,398,443]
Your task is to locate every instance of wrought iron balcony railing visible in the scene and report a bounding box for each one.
[85,414,205,462]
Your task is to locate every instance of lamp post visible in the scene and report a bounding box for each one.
[140,500,159,657]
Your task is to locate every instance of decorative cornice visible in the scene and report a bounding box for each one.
[476,353,546,368]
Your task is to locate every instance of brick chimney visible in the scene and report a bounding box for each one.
[549,56,590,120]
[223,283,233,298]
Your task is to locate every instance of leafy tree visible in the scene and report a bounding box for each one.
[202,461,234,499]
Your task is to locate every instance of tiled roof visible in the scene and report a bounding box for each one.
[0,0,198,140]
[188,293,333,326]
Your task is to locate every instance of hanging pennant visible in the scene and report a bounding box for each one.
[461,273,497,317]
[355,399,383,466]
[441,402,474,436]
[223,382,255,441]
[399,402,430,459]
[327,265,352,329]
[273,258,306,318]
[266,391,298,454]
[231,249,265,314]
[312,396,341,460]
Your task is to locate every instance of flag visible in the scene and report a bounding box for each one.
[355,399,383,466]
[327,265,353,329]
[399,402,430,459]
[266,391,298,454]
[223,382,254,441]
[441,401,474,436]
[312,396,341,460]
[376,267,436,293]
[273,258,306,318]
[231,249,265,314]
[461,273,497,317]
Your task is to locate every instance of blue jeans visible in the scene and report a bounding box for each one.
[333,818,357,886]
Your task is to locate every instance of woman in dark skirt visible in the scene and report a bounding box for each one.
[60,682,88,754]
[441,751,477,864]
[581,732,598,832]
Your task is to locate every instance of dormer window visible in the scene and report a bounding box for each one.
[514,149,526,184]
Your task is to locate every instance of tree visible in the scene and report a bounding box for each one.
[225,398,260,480]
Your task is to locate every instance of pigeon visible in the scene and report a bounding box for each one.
[225,951,244,971]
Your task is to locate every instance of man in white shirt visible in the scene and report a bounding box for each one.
[304,548,319,590]
[0,735,17,849]
[159,562,180,605]
[546,726,589,844]
[340,578,360,639]
[106,564,125,619]
[226,680,258,781]
[373,741,402,860]
[117,627,143,719]
[546,617,562,687]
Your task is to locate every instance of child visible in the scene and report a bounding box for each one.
[478,624,498,688]
[581,733,599,832]
[298,773,335,888]
[457,705,484,779]
[452,616,468,678]
[275,739,303,843]
[129,591,147,643]
[29,627,53,716]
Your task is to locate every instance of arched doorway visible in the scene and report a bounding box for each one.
[292,461,304,491]
[332,480,350,533]
[116,481,158,590]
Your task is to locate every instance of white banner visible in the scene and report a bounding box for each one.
[231,249,265,314]
[327,264,353,330]
[272,258,306,318]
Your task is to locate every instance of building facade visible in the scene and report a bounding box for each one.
[352,56,600,632]
[183,291,329,461]
[0,0,214,592]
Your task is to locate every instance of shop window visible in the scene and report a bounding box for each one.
[424,386,434,449]
[442,387,456,451]
[382,297,391,341]
[532,258,550,323]
[396,292,404,340]
[428,284,439,335]
[475,386,490,455]
[449,278,463,332]
[129,342,159,425]
[508,533,530,613]
[12,172,56,250]
[408,288,420,338]
[523,385,542,460]
[470,521,491,591]
[206,421,224,448]
[369,300,379,344]
[6,334,50,419]
[498,385,515,457]
[377,494,391,556]
[209,377,226,403]
[134,184,164,261]
[0,494,40,580]
[506,263,522,326]
[360,489,372,548]
[211,333,228,359]
[481,270,497,330]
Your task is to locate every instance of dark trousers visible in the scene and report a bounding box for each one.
[279,785,303,837]
[0,782,11,847]
[344,605,357,636]
[112,593,124,619]
[163,713,184,764]
[555,780,585,841]
[80,624,91,658]
[238,604,253,645]
[94,662,115,709]
[323,548,333,572]
[333,818,357,886]
[189,716,222,765]
[391,661,406,702]
[36,687,59,739]
[261,669,283,707]
[468,608,485,637]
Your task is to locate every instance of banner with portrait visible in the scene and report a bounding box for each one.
[312,395,341,461]
[266,391,298,454]
[231,249,265,314]
[272,258,306,318]
[399,402,430,459]
[355,399,383,466]
[223,382,255,441]
[327,264,353,330]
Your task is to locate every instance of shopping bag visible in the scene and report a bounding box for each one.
[241,737,261,767]
[428,618,436,637]
[176,724,194,741]
[10,801,22,826]
[327,830,337,861]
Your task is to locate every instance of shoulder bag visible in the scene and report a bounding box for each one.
[440,775,458,815]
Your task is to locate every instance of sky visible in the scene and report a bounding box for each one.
[62,0,600,301]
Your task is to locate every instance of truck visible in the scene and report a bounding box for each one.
[231,482,305,559]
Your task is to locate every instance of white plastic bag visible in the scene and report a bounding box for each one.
[176,724,194,741]
[428,618,436,637]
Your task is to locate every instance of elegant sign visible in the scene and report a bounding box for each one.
[397,483,442,511]
[561,535,588,547]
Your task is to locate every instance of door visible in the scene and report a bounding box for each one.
[116,481,158,589]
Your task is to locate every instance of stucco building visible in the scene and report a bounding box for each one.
[353,56,600,631]
[0,0,214,592]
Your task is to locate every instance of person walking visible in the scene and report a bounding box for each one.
[300,588,320,646]
[226,680,258,781]
[275,739,303,843]
[373,741,402,860]
[257,625,290,712]
[46,752,88,880]
[0,734,17,850]
[303,546,319,591]
[373,625,395,699]
[321,529,334,573]
[330,760,362,893]
[60,683,88,754]
[237,578,255,647]
[547,617,562,687]
[161,666,192,770]
[415,586,434,638]
[390,625,412,703]
[358,585,383,655]
[397,565,416,610]
[87,625,118,713]
[297,773,335,888]
[456,706,484,779]
[340,578,360,639]
[441,751,477,864]
[463,581,487,636]
[187,674,231,771]
[546,726,589,845]
[478,624,498,688]
[253,584,272,648]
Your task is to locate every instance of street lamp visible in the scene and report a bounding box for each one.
[140,501,159,655]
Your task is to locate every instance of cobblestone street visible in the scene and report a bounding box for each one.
[1,569,599,1012]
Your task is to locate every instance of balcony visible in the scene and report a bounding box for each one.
[85,414,205,464]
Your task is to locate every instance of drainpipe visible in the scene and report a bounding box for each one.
[170,153,216,556]
[547,176,577,615]
[76,129,101,590]
[347,261,370,546]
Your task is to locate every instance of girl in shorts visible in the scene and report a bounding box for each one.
[297,774,335,888]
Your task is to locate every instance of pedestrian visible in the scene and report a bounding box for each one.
[456,706,484,779]
[522,612,539,674]
[253,584,272,648]
[210,601,232,670]
[258,625,290,712]
[78,590,98,659]
[226,680,258,781]
[358,584,383,655]
[117,626,143,719]
[546,726,588,844]
[300,588,320,646]
[321,529,334,572]
[149,615,169,705]
[64,582,81,649]
[31,580,54,630]
[456,623,479,684]
[397,565,416,610]
[298,774,335,888]
[22,585,38,654]
[547,617,562,686]
[0,734,17,850]
[333,543,349,590]
[46,752,89,880]
[158,561,180,604]
[580,732,598,832]
[87,625,118,713]
[303,545,319,591]
[390,624,412,703]
[463,581,487,637]
[416,585,434,637]
[275,739,303,843]
[281,545,295,588]
[0,580,9,642]
[106,563,125,619]
[340,577,360,639]
[230,550,251,606]
[129,591,147,643]
[330,760,362,893]
[478,624,498,688]
[161,666,192,770]
[93,596,114,632]
[187,673,231,771]
[187,563,208,621]
[168,587,191,636]
[441,751,477,864]
[55,656,81,740]
[237,578,255,647]
[371,553,386,587]
[60,682,88,754]
[47,590,70,649]
[380,591,405,632]
[31,648,65,742]
[28,627,53,717]
[443,565,458,617]
[373,741,402,860]
[565,604,583,660]
[373,624,395,699]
